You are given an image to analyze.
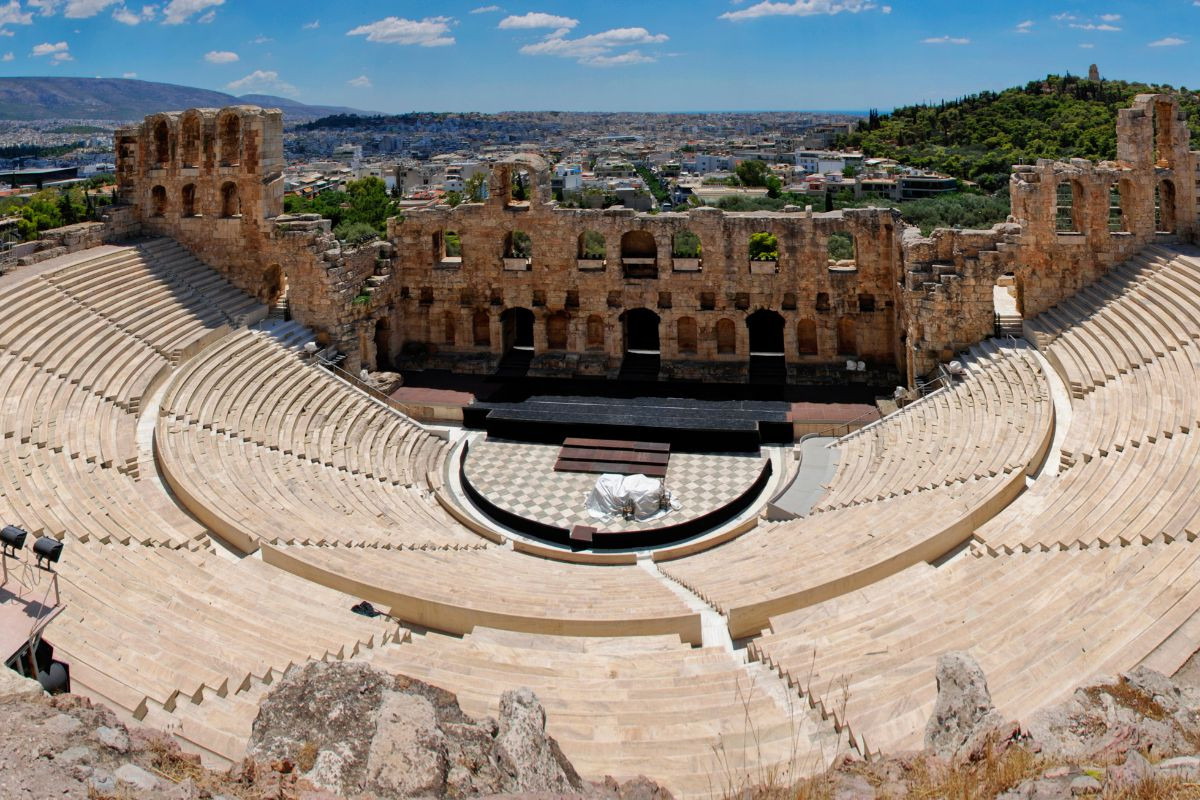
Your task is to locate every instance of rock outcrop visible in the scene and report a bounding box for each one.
[923,651,1016,760]
[247,660,666,800]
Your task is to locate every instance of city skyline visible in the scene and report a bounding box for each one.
[0,1,1197,112]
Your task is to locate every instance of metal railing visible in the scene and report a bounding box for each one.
[315,357,415,419]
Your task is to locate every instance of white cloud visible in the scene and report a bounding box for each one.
[27,0,62,14]
[0,0,32,25]
[64,0,120,18]
[0,29,11,36]
[204,49,238,63]
[111,4,154,24]
[1,51,12,61]
[1079,43,1094,49]
[161,0,221,24]
[1015,20,1033,33]
[226,69,297,96]
[582,49,655,67]
[32,40,69,56]
[1099,13,1121,22]
[1070,22,1120,31]
[1149,36,1186,47]
[122,70,137,76]
[251,34,271,44]
[720,0,880,22]
[347,16,456,47]
[302,19,318,29]
[195,8,213,22]
[348,74,371,88]
[498,11,577,29]
[470,5,500,13]
[922,35,970,45]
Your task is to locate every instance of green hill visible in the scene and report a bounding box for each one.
[842,75,1200,191]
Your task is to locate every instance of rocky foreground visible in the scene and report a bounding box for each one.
[4,652,1200,799]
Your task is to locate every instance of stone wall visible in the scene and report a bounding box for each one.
[106,94,1200,387]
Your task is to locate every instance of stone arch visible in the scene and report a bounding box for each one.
[747,309,785,354]
[621,230,658,278]
[374,317,392,369]
[622,308,660,353]
[434,229,461,265]
[262,263,286,307]
[220,181,240,217]
[1109,179,1131,232]
[504,230,532,261]
[837,316,857,356]
[1156,179,1177,233]
[715,318,736,355]
[150,185,167,217]
[748,231,779,270]
[472,309,491,347]
[797,318,818,355]
[546,311,569,350]
[676,316,698,354]
[826,231,855,267]
[577,230,606,263]
[152,118,170,165]
[218,111,241,167]
[180,112,202,168]
[1055,179,1085,233]
[586,314,604,350]
[181,183,197,217]
[500,307,534,352]
[672,229,702,269]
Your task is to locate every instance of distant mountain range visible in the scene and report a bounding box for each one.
[0,77,378,122]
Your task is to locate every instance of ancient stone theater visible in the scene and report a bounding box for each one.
[0,95,1197,796]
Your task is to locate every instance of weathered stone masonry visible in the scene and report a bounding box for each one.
[97,94,1198,384]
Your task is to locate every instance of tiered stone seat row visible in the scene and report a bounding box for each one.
[51,540,401,724]
[749,537,1200,756]
[975,425,1200,554]
[160,325,449,490]
[0,437,206,549]
[659,473,1018,637]
[1057,340,1200,469]
[1025,247,1200,397]
[0,349,137,472]
[361,628,846,798]
[262,543,703,644]
[156,421,477,550]
[42,240,265,363]
[0,278,169,414]
[815,339,1051,511]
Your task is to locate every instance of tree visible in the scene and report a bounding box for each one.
[748,232,779,261]
[464,172,486,203]
[842,164,859,179]
[445,191,463,207]
[766,175,782,199]
[735,159,770,187]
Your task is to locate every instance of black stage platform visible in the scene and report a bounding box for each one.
[466,395,792,449]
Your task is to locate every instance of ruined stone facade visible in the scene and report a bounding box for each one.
[101,94,1198,384]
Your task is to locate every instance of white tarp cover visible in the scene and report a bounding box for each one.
[585,473,676,521]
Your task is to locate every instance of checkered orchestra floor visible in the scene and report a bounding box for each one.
[463,437,767,532]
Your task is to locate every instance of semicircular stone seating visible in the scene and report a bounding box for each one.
[5,237,1200,798]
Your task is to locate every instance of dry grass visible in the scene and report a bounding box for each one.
[1106,776,1200,799]
[899,741,1043,800]
[1084,677,1168,722]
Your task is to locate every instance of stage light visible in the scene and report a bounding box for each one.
[1,525,27,554]
[33,537,62,568]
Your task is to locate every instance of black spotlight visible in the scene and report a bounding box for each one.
[33,536,62,568]
[1,525,27,555]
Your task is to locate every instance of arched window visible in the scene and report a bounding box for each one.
[472,309,490,347]
[586,315,604,350]
[1055,181,1085,233]
[837,316,857,356]
[797,319,818,355]
[180,114,201,167]
[827,231,855,267]
[150,185,167,217]
[716,318,736,355]
[621,230,658,278]
[1156,179,1177,233]
[676,316,698,354]
[1108,181,1128,232]
[749,231,779,272]
[181,183,196,217]
[220,182,240,217]
[218,113,241,167]
[546,312,569,350]
[672,229,702,271]
[577,230,605,266]
[504,230,532,269]
[152,119,169,165]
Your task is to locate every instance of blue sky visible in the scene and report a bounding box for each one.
[1,1,1199,112]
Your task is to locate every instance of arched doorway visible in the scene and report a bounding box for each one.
[500,307,534,352]
[622,308,660,353]
[747,309,786,384]
[374,317,391,370]
[746,310,785,355]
